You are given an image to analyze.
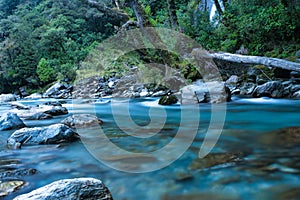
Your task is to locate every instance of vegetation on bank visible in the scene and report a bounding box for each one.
[0,0,299,94]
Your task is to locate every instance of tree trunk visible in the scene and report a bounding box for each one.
[213,0,223,16]
[210,52,300,72]
[167,0,179,29]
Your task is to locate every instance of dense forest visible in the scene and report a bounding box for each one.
[0,0,299,94]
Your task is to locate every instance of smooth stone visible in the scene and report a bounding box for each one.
[0,180,25,197]
[13,178,113,200]
[61,114,103,128]
[0,113,26,131]
[189,152,244,170]
[7,124,79,149]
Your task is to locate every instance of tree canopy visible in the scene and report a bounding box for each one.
[0,0,299,93]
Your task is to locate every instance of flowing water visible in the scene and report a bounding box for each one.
[1,97,300,199]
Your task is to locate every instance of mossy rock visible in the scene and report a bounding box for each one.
[158,95,178,105]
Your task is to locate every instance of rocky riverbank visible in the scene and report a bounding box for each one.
[0,100,110,198]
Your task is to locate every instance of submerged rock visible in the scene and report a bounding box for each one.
[259,126,300,147]
[0,113,26,131]
[189,152,244,170]
[158,95,178,105]
[7,124,79,149]
[14,178,113,200]
[61,114,103,128]
[162,192,239,200]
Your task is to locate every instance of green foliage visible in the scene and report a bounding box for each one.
[37,58,55,83]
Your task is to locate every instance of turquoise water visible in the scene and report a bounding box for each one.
[1,97,300,199]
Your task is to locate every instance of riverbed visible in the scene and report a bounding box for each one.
[1,97,300,199]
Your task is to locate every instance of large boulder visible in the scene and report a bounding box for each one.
[252,81,284,98]
[7,124,79,149]
[0,113,26,131]
[61,114,103,128]
[14,178,113,200]
[0,94,17,103]
[180,81,230,104]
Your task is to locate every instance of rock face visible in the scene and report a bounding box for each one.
[14,178,113,200]
[0,94,17,103]
[7,124,79,148]
[253,81,284,98]
[0,113,26,131]
[61,114,103,128]
[0,180,25,197]
[180,81,230,104]
[158,95,178,105]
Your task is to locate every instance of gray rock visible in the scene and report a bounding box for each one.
[0,113,26,131]
[23,112,53,120]
[225,75,239,91]
[180,81,230,104]
[239,82,256,96]
[43,82,65,98]
[253,81,284,98]
[43,83,71,98]
[13,178,113,200]
[7,124,79,149]
[0,94,17,103]
[290,85,300,93]
[9,102,30,110]
[61,114,103,128]
[292,90,300,99]
[43,106,68,116]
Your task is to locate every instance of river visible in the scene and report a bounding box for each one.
[1,97,300,199]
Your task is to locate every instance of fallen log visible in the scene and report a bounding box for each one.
[210,52,300,72]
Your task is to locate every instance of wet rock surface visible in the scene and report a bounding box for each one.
[7,124,79,148]
[0,113,26,131]
[61,114,103,128]
[14,178,113,200]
